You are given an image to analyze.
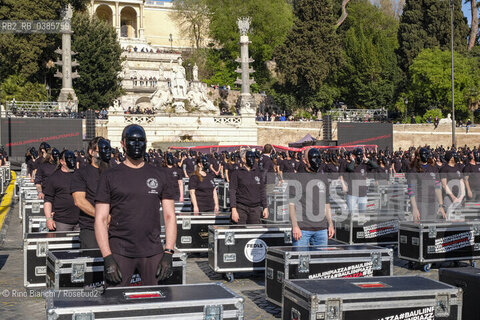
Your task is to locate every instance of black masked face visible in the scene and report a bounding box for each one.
[166,153,175,166]
[419,148,429,163]
[245,151,256,168]
[64,151,76,171]
[308,148,322,172]
[452,151,459,163]
[123,125,146,160]
[189,150,196,157]
[288,150,294,158]
[200,156,210,171]
[97,139,112,163]
[355,149,363,164]
[52,148,60,163]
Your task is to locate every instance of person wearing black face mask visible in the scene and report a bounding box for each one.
[160,153,184,202]
[95,124,177,287]
[289,148,335,246]
[439,151,465,216]
[44,150,80,232]
[225,152,240,183]
[463,151,480,200]
[35,146,58,200]
[183,150,197,178]
[189,156,218,213]
[408,148,446,222]
[341,148,378,214]
[71,137,112,248]
[230,150,268,224]
[210,152,223,178]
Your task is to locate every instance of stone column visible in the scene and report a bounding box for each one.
[56,5,79,112]
[139,3,145,39]
[235,17,256,116]
[115,2,120,38]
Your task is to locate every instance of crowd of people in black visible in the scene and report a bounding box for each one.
[22,124,480,287]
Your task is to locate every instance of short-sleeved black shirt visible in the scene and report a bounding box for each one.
[70,164,100,230]
[188,172,216,212]
[440,164,464,197]
[44,169,80,225]
[281,159,297,173]
[287,172,329,231]
[463,163,480,193]
[95,163,175,257]
[35,162,57,190]
[159,166,182,201]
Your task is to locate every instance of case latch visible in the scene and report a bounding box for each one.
[204,304,223,320]
[428,226,437,238]
[325,298,342,320]
[36,241,47,257]
[72,313,94,320]
[266,267,274,280]
[182,218,191,230]
[435,294,450,317]
[223,253,236,263]
[32,202,40,213]
[298,255,310,273]
[370,252,382,270]
[71,263,86,284]
[284,230,292,244]
[224,231,235,246]
[472,224,480,236]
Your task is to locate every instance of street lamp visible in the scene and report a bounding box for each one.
[449,0,456,147]
[169,33,173,52]
[404,98,408,123]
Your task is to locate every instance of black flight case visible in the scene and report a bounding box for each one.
[175,212,231,253]
[46,249,187,290]
[398,220,480,272]
[45,283,244,320]
[282,276,462,320]
[439,266,480,320]
[24,231,80,288]
[208,224,292,281]
[265,244,393,306]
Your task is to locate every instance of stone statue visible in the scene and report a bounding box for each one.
[150,82,173,111]
[237,17,251,36]
[187,83,218,113]
[193,63,199,81]
[439,113,453,125]
[171,57,187,98]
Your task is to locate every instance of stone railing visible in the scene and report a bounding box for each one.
[213,116,242,125]
[124,114,155,124]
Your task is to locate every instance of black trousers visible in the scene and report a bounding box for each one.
[235,203,262,224]
[80,228,98,249]
[106,252,163,288]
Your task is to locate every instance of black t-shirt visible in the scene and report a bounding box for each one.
[44,169,80,225]
[463,163,480,193]
[393,159,402,173]
[342,162,374,197]
[376,165,390,181]
[281,159,296,173]
[159,166,182,201]
[440,164,463,197]
[287,173,329,231]
[407,164,440,210]
[27,158,34,176]
[260,155,275,173]
[184,158,196,175]
[70,164,100,230]
[188,172,216,212]
[229,167,266,208]
[95,163,175,257]
[35,162,57,190]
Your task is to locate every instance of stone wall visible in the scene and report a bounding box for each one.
[393,124,480,149]
[257,121,327,146]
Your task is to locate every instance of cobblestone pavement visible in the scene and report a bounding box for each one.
[0,199,476,319]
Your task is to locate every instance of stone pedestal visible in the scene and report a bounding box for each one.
[236,94,256,115]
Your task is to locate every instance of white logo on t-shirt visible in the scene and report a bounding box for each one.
[147,178,158,189]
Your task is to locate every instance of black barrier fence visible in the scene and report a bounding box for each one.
[0,118,83,158]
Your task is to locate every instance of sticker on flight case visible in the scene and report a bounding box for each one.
[308,262,373,279]
[433,231,475,253]
[363,221,398,239]
[375,306,434,320]
[244,239,267,263]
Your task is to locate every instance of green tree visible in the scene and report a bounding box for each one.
[170,0,210,49]
[207,0,294,87]
[0,75,48,103]
[0,0,90,83]
[274,0,342,104]
[337,0,402,109]
[397,0,469,72]
[71,12,123,111]
[408,48,480,119]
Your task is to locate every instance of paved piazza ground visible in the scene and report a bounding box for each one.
[0,196,473,320]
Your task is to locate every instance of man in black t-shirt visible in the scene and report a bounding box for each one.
[288,148,334,246]
[95,124,176,287]
[440,151,465,215]
[71,137,112,249]
[463,151,480,200]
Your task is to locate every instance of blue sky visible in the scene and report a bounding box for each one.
[463,1,475,26]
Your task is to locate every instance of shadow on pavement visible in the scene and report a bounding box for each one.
[242,289,281,319]
[0,254,9,270]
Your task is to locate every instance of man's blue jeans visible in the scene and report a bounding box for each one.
[346,194,367,215]
[293,229,328,246]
